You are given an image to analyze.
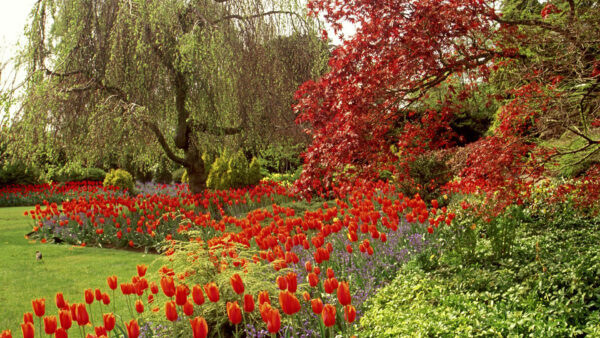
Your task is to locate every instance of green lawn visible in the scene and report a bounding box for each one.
[0,206,157,335]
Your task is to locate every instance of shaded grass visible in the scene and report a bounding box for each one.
[0,206,156,334]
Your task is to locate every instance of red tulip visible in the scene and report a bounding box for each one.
[94,326,107,337]
[103,313,116,331]
[190,316,208,338]
[302,291,311,302]
[161,277,176,298]
[107,276,118,290]
[59,309,72,330]
[54,327,67,338]
[337,281,352,306]
[150,282,159,294]
[102,293,110,305]
[258,291,270,305]
[55,292,66,309]
[230,273,244,295]
[175,284,188,306]
[126,319,140,338]
[32,298,45,317]
[137,264,147,277]
[165,301,178,322]
[183,300,194,316]
[243,294,255,313]
[43,316,57,335]
[76,303,89,326]
[23,313,33,324]
[192,285,205,305]
[286,272,298,293]
[94,288,102,301]
[307,273,319,287]
[326,268,335,279]
[276,276,287,290]
[311,298,323,314]
[279,291,301,315]
[265,308,281,333]
[135,299,144,313]
[322,304,336,327]
[204,282,219,303]
[344,305,357,323]
[20,322,34,338]
[226,301,242,325]
[0,330,11,338]
[304,261,312,272]
[84,289,94,305]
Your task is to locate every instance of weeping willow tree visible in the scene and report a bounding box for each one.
[11,0,326,192]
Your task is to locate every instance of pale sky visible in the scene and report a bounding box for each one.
[0,1,37,87]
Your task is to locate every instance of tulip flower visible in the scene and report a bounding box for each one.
[337,281,352,306]
[0,330,11,338]
[20,322,34,338]
[126,319,140,338]
[311,298,324,314]
[175,284,188,306]
[230,273,244,295]
[307,273,319,287]
[160,277,176,298]
[265,308,281,333]
[192,285,205,306]
[102,293,110,306]
[258,291,270,305]
[150,281,159,294]
[226,301,242,325]
[55,327,67,338]
[94,288,102,301]
[304,261,312,272]
[324,278,338,294]
[135,299,144,313]
[165,301,178,322]
[322,304,336,327]
[75,303,89,326]
[279,291,301,315]
[55,292,66,309]
[32,298,45,317]
[83,289,94,305]
[286,272,298,293]
[276,276,287,290]
[190,316,208,338]
[23,313,33,325]
[59,309,72,330]
[243,294,255,313]
[137,264,147,277]
[103,313,116,331]
[326,268,335,279]
[107,275,117,290]
[302,291,311,302]
[95,326,107,337]
[344,305,357,323]
[183,300,194,316]
[43,316,57,335]
[204,282,219,303]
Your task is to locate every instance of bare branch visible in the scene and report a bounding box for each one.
[143,121,187,166]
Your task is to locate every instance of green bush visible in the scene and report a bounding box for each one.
[398,153,452,203]
[246,157,263,186]
[226,150,248,188]
[172,168,185,183]
[44,163,106,182]
[360,216,600,337]
[103,169,135,193]
[0,162,40,185]
[206,155,229,190]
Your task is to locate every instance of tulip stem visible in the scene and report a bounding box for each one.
[38,317,42,338]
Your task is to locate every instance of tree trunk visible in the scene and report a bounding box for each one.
[184,145,207,194]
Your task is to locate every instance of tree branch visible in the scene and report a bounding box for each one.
[189,119,243,136]
[213,10,305,25]
[143,121,187,166]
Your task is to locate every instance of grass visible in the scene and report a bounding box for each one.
[0,206,157,335]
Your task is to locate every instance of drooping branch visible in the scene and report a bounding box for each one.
[143,121,187,166]
[188,119,244,136]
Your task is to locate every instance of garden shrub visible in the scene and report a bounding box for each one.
[0,161,40,185]
[360,215,600,337]
[44,163,106,182]
[206,154,229,190]
[246,157,263,186]
[398,152,452,203]
[142,234,284,336]
[226,150,248,188]
[172,167,185,183]
[103,168,134,193]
